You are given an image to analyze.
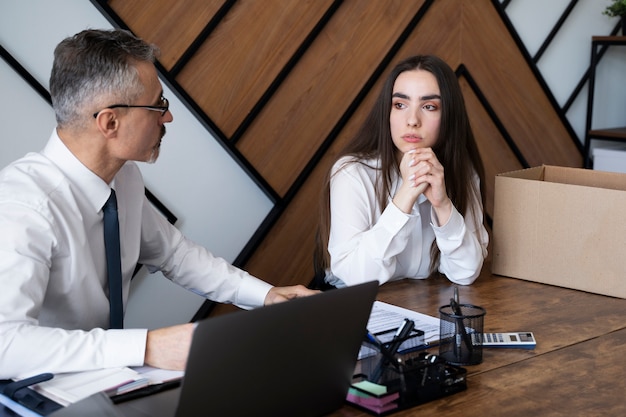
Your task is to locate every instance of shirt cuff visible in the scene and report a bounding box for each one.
[431,204,463,237]
[382,201,413,230]
[102,329,148,368]
[234,276,273,310]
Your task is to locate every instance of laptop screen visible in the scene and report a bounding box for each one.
[175,281,378,417]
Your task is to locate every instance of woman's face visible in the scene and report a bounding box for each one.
[389,69,441,158]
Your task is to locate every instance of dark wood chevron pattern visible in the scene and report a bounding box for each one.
[99,0,583,316]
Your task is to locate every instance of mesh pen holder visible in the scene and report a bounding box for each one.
[438,304,486,366]
[354,342,467,414]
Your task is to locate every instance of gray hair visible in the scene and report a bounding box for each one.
[50,29,160,129]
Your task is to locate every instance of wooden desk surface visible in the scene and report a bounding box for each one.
[330,261,626,416]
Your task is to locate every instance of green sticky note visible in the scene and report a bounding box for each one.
[352,380,388,396]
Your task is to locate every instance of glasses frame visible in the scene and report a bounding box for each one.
[93,95,169,118]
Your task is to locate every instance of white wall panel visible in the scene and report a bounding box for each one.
[0,0,272,329]
[505,0,625,145]
[1,0,623,329]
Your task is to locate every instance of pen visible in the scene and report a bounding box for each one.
[103,379,136,397]
[387,318,414,357]
[367,329,404,383]
[109,378,182,404]
[365,331,383,347]
[366,331,399,364]
[450,298,473,354]
[113,378,150,395]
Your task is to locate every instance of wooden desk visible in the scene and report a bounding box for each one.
[331,261,626,416]
[51,260,624,417]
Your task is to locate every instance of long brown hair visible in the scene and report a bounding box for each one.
[314,55,485,282]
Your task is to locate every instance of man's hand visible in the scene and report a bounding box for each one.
[143,286,317,369]
[144,323,195,371]
[264,285,319,305]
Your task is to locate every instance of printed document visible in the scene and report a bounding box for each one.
[359,301,440,359]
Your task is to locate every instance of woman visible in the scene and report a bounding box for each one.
[315,55,488,288]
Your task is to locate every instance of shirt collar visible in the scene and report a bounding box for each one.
[42,129,112,213]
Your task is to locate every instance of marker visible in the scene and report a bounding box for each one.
[387,319,414,357]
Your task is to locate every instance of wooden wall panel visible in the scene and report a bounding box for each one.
[104,0,584,316]
[211,67,382,315]
[176,0,334,137]
[236,0,427,196]
[386,0,463,65]
[109,0,226,70]
[238,0,455,286]
[241,65,383,289]
[241,0,511,289]
[461,78,524,218]
[462,1,582,167]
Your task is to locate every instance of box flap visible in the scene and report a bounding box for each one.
[542,165,626,192]
[497,165,626,192]
[496,165,545,181]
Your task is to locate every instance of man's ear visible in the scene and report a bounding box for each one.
[94,110,119,138]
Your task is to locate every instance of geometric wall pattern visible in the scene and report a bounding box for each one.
[93,0,588,316]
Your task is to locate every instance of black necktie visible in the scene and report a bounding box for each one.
[103,189,124,329]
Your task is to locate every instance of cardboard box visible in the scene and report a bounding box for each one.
[492,165,626,299]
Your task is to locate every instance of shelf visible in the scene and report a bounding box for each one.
[588,127,626,140]
[584,37,626,168]
[591,36,626,44]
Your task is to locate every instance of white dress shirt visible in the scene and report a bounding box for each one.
[0,130,272,379]
[326,156,488,288]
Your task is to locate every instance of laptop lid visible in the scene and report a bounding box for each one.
[52,282,378,417]
[175,281,378,417]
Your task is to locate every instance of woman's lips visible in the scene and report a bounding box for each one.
[403,134,421,143]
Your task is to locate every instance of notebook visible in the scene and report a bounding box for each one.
[55,281,378,417]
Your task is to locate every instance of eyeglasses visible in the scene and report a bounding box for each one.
[93,95,169,118]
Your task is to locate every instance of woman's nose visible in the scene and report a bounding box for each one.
[407,111,420,127]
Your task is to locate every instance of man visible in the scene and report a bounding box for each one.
[0,29,316,379]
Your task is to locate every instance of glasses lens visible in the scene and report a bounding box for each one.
[160,96,169,115]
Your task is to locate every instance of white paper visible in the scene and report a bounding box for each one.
[31,367,140,406]
[367,301,440,345]
[358,301,440,359]
[24,366,184,408]
[134,366,184,383]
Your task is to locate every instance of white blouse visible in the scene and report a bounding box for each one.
[326,156,488,288]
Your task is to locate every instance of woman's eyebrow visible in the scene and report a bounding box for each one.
[391,92,441,101]
[392,92,409,100]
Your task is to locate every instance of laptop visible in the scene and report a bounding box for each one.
[54,281,378,417]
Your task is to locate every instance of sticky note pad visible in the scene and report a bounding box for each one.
[352,380,388,396]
